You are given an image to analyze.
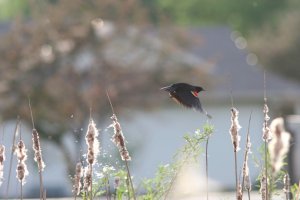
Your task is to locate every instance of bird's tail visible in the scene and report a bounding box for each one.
[201,108,212,119]
[205,112,212,119]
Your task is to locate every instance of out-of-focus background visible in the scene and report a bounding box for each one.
[0,0,300,198]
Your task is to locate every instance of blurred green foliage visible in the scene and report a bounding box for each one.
[0,0,290,34]
[150,0,287,33]
[0,0,28,21]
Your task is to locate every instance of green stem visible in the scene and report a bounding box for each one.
[265,141,268,200]
[125,160,136,200]
[206,137,209,200]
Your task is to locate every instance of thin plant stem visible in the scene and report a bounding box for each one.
[105,178,109,200]
[21,180,23,200]
[6,118,20,198]
[241,112,252,200]
[247,190,251,200]
[39,170,44,200]
[265,141,268,200]
[126,173,130,199]
[29,98,45,200]
[105,175,111,200]
[205,136,209,200]
[234,150,238,200]
[125,160,136,200]
[90,165,93,200]
[263,70,269,200]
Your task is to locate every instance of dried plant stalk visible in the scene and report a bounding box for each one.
[110,114,136,200]
[6,119,20,198]
[15,140,29,184]
[84,118,100,199]
[111,114,131,161]
[260,175,267,200]
[262,103,272,142]
[230,107,241,200]
[0,144,5,186]
[73,162,83,197]
[15,139,29,200]
[85,119,100,165]
[230,107,241,152]
[262,95,271,199]
[32,129,45,200]
[283,173,290,200]
[83,165,92,192]
[32,129,45,172]
[237,183,243,200]
[242,112,252,200]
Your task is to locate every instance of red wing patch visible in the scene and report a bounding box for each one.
[191,91,198,97]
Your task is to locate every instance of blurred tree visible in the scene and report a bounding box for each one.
[0,0,209,176]
[0,0,29,21]
[154,0,287,34]
[249,1,300,82]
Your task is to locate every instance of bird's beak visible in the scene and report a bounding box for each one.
[160,86,171,92]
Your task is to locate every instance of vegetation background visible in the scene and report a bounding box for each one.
[0,0,300,198]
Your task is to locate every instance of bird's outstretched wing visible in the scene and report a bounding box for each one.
[171,90,212,119]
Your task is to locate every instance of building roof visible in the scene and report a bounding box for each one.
[188,26,300,101]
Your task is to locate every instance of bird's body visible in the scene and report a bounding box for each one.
[161,83,212,119]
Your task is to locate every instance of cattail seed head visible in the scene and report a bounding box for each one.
[83,165,92,192]
[262,103,271,142]
[32,129,45,172]
[230,107,241,152]
[260,174,267,200]
[237,183,243,200]
[242,132,252,191]
[73,162,83,195]
[85,119,100,165]
[15,140,29,184]
[111,114,131,161]
[268,117,291,173]
[0,145,5,186]
[283,173,290,197]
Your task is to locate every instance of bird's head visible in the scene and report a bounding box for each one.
[194,86,205,93]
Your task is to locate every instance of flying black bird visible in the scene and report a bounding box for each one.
[161,82,212,119]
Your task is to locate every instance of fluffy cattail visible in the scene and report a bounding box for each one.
[237,183,243,200]
[244,166,251,192]
[32,129,45,172]
[73,162,83,196]
[15,140,29,184]
[262,103,271,142]
[242,131,252,191]
[283,173,290,200]
[268,118,291,173]
[260,175,267,200]
[0,145,5,186]
[110,114,131,161]
[85,119,100,165]
[230,107,241,152]
[83,165,92,192]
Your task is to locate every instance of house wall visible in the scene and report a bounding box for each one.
[120,103,265,190]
